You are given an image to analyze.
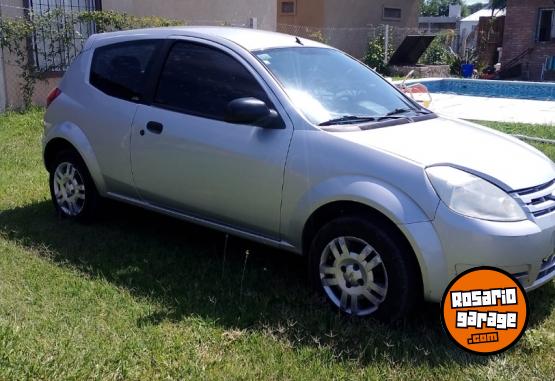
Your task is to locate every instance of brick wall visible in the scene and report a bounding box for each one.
[501,0,555,81]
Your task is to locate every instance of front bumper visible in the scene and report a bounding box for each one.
[404,203,555,302]
[437,202,555,290]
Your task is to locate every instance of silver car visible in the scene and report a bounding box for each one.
[43,27,555,320]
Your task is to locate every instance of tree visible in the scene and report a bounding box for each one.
[489,0,507,16]
[468,3,485,15]
[420,0,470,17]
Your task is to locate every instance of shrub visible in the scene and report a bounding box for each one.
[363,32,394,75]
[420,38,452,65]
[419,30,456,67]
[78,10,180,33]
[417,30,471,75]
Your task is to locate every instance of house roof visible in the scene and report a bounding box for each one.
[86,26,328,52]
[461,8,506,22]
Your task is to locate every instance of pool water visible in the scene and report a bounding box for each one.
[407,78,555,101]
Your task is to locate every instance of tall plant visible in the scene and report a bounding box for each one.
[363,31,394,75]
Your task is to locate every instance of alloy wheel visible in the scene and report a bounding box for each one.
[53,162,86,216]
[319,236,388,316]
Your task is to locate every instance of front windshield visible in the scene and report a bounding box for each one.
[255,47,419,126]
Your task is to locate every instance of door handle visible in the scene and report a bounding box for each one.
[146,121,164,134]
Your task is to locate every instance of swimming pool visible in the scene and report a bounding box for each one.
[406,78,555,101]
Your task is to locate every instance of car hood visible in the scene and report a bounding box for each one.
[337,116,554,191]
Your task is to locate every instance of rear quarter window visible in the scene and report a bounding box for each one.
[90,40,160,102]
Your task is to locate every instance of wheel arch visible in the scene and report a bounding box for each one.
[44,138,78,171]
[43,123,106,194]
[302,201,404,254]
[303,197,438,300]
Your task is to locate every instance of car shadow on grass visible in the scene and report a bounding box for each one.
[1,200,554,367]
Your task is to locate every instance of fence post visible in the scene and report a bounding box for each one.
[383,24,390,65]
[0,4,6,112]
[0,48,6,113]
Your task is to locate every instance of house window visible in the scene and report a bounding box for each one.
[383,7,402,20]
[29,0,100,72]
[538,9,555,42]
[280,1,296,15]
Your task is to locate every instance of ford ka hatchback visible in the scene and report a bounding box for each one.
[43,27,555,320]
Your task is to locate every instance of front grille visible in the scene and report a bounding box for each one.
[514,179,555,217]
[538,255,555,280]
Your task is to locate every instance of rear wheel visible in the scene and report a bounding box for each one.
[49,150,99,221]
[309,216,420,321]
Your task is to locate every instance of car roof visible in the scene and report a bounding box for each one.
[87,26,329,52]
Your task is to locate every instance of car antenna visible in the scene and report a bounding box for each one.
[295,36,304,45]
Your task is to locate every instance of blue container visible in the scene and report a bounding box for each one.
[461,64,475,78]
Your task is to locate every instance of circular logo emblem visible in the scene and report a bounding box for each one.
[441,267,529,355]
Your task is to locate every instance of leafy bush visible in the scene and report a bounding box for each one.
[418,30,470,75]
[420,30,456,65]
[363,32,394,75]
[78,10,180,33]
[420,38,452,65]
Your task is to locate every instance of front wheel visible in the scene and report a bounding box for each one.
[309,216,420,321]
[49,150,100,221]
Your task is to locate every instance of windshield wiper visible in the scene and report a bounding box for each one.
[376,108,430,121]
[319,108,432,126]
[318,115,377,126]
[386,108,414,116]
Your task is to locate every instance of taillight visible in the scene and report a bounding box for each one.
[46,88,61,107]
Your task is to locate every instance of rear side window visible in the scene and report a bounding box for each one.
[90,40,159,102]
[154,41,270,120]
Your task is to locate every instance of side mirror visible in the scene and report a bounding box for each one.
[225,98,284,129]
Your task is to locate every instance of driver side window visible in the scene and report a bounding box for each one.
[154,41,271,120]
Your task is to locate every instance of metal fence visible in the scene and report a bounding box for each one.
[277,23,460,61]
[29,0,96,72]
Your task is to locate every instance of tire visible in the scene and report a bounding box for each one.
[48,150,100,222]
[308,216,420,321]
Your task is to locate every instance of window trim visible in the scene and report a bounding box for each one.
[537,8,555,43]
[150,39,282,127]
[382,6,402,21]
[279,0,297,16]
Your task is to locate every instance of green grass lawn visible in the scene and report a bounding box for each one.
[475,121,555,161]
[0,110,554,380]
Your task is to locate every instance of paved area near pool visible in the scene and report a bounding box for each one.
[426,93,555,125]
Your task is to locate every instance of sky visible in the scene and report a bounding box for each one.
[465,0,489,4]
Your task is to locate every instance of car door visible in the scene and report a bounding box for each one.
[130,39,293,239]
[84,39,162,196]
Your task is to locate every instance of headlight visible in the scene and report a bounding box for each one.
[426,166,526,222]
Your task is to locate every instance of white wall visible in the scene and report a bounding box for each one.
[101,0,277,30]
